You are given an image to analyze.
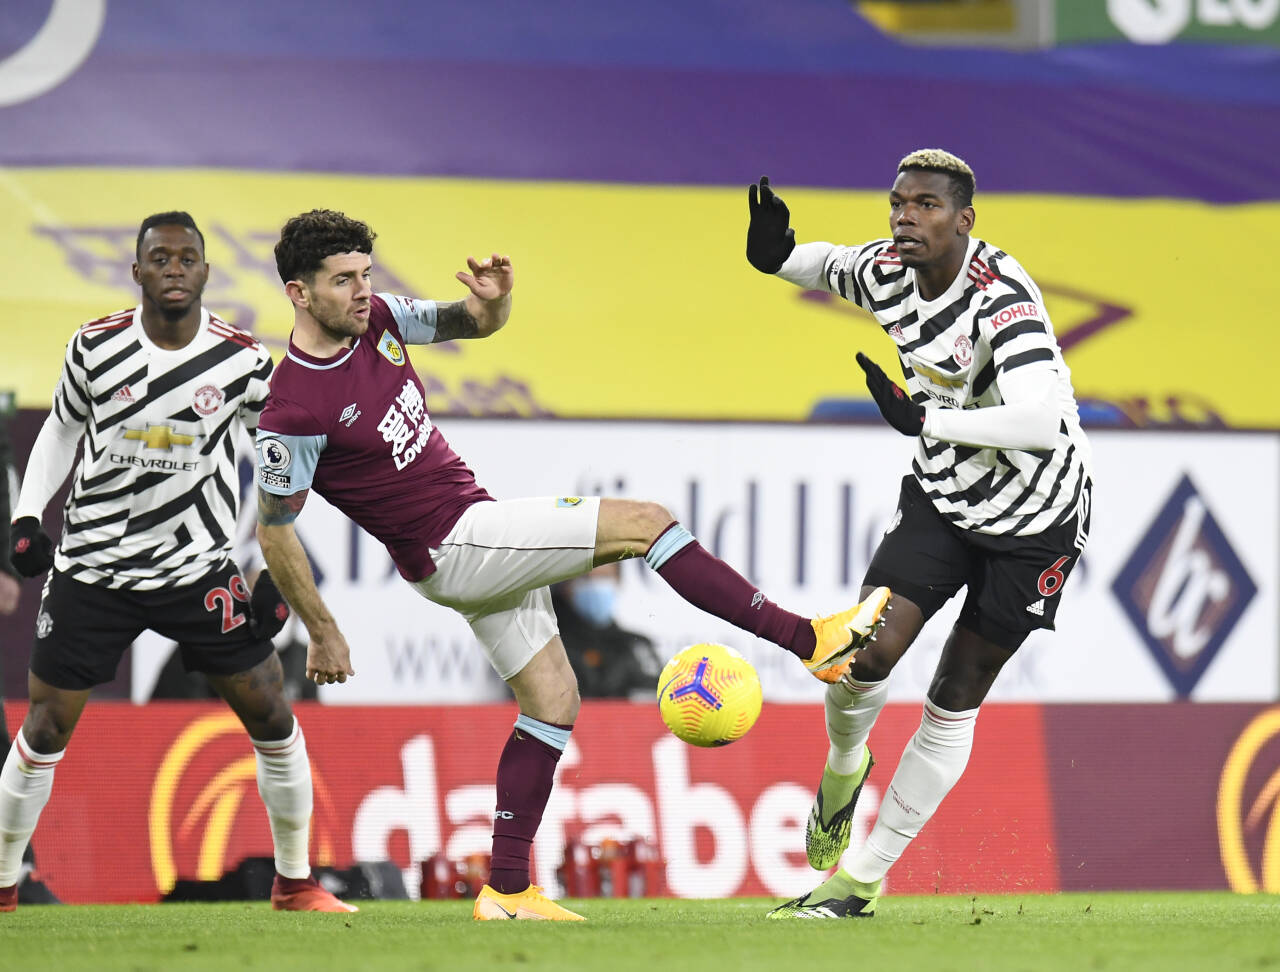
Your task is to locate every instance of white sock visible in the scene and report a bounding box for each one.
[825,676,889,775]
[250,718,313,880]
[846,699,978,884]
[0,731,64,888]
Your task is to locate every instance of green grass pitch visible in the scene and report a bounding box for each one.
[2,892,1277,971]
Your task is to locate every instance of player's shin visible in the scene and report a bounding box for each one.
[489,714,571,894]
[846,700,977,883]
[644,524,813,657]
[0,732,63,888]
[826,677,888,774]
[250,718,313,880]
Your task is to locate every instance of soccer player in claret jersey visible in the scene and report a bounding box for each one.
[1,213,354,914]
[746,151,1093,918]
[255,209,892,921]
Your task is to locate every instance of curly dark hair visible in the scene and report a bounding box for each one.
[274,209,377,283]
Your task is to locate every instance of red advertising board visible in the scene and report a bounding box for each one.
[4,700,1275,904]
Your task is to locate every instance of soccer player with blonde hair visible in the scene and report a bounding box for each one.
[746,150,1092,917]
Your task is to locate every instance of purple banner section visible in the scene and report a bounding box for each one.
[1045,703,1279,892]
[0,1,1277,200]
[2,54,1277,202]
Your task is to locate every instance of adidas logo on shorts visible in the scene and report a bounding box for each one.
[1025,599,1045,617]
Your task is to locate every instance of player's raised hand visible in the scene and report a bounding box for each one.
[9,516,54,577]
[746,176,796,274]
[456,253,513,302]
[856,352,925,437]
[306,626,355,685]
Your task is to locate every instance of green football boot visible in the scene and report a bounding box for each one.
[766,869,881,919]
[805,745,874,870]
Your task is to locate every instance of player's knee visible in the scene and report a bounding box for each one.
[552,668,582,724]
[849,647,897,683]
[20,705,73,754]
[634,501,675,543]
[240,698,295,741]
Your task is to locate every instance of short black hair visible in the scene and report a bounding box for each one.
[897,149,976,209]
[136,211,205,260]
[274,209,377,284]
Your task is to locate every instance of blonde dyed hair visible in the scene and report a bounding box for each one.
[897,148,975,207]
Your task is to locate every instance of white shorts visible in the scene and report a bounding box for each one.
[411,496,600,679]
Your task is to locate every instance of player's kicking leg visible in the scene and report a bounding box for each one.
[595,500,891,682]
[208,653,356,913]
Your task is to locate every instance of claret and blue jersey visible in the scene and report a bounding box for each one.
[255,293,492,581]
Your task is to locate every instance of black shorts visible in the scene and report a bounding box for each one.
[864,474,1091,649]
[31,562,274,691]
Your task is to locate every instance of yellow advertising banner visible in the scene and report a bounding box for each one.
[1,168,1274,428]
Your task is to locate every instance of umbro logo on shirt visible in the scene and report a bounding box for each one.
[339,402,362,427]
[110,384,136,403]
[1026,599,1045,616]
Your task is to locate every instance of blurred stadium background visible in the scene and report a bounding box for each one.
[0,0,1277,906]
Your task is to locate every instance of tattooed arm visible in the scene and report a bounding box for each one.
[256,487,354,684]
[434,253,513,341]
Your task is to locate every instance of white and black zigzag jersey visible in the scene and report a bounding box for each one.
[791,235,1091,537]
[48,306,272,589]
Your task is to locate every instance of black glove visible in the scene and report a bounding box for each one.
[746,175,796,274]
[856,352,925,437]
[249,568,290,640]
[9,516,54,577]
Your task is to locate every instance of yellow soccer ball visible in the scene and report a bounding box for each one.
[656,643,763,747]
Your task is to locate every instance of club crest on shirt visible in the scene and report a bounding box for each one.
[953,335,973,367]
[556,497,583,508]
[193,383,224,416]
[377,331,406,367]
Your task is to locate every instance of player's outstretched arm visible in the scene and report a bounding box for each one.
[433,253,513,343]
[256,487,355,685]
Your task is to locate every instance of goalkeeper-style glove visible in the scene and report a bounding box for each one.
[249,569,290,640]
[746,176,796,274]
[9,516,54,577]
[856,352,925,437]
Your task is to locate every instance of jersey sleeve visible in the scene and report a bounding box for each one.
[12,335,88,520]
[377,292,438,345]
[237,343,275,436]
[51,331,91,432]
[776,240,891,310]
[255,395,327,496]
[922,368,1060,451]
